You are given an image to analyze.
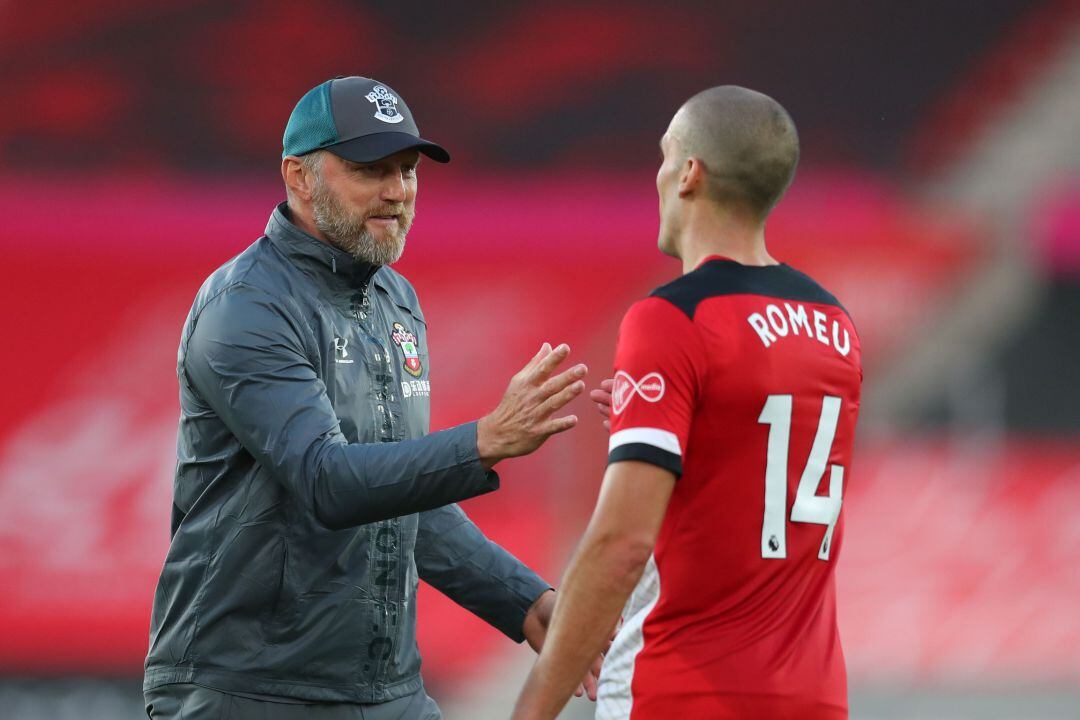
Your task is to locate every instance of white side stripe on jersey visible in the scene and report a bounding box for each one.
[596,554,661,719]
[609,427,682,457]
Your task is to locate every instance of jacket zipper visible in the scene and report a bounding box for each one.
[355,285,397,694]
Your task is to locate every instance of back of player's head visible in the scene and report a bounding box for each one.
[670,86,799,220]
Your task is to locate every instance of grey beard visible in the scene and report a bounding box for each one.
[311,186,409,266]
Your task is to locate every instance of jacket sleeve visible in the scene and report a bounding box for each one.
[415,503,552,642]
[182,283,499,529]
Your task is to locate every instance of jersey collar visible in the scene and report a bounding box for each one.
[695,254,783,270]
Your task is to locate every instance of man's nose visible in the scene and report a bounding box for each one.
[381,171,408,202]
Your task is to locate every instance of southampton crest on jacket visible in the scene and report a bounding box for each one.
[391,322,423,377]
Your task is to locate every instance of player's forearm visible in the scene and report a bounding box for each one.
[513,532,651,719]
[313,422,498,528]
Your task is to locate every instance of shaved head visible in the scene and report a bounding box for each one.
[668,86,799,219]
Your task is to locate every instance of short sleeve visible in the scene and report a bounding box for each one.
[608,297,706,477]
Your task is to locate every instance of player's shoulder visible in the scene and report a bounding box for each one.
[191,239,265,310]
[617,294,702,360]
[621,293,694,332]
[649,257,847,320]
[188,238,310,329]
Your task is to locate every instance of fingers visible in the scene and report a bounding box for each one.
[603,419,610,430]
[589,387,612,403]
[581,645,605,702]
[591,379,614,423]
[537,379,585,418]
[521,342,553,375]
[540,414,579,436]
[583,668,599,701]
[530,343,571,382]
[541,364,588,398]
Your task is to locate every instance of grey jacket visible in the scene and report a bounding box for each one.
[144,203,550,703]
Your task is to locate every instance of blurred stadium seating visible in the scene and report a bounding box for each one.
[1,1,1078,718]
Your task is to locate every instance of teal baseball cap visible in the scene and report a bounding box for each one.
[282,76,450,163]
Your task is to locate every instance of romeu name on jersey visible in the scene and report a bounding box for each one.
[595,256,862,720]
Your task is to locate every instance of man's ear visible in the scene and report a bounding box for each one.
[677,156,707,198]
[282,156,314,201]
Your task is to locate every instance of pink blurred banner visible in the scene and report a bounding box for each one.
[1032,179,1080,276]
[6,172,1061,686]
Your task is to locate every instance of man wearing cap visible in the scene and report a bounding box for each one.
[143,76,596,719]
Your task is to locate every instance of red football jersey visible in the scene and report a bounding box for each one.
[596,257,862,720]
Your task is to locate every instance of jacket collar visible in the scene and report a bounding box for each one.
[264,202,379,291]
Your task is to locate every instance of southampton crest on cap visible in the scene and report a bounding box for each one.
[366,85,405,124]
[391,322,423,377]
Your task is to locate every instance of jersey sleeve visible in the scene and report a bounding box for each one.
[608,297,707,477]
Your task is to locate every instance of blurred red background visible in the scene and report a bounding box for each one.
[1,1,1078,717]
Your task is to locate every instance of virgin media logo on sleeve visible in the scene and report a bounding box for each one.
[612,371,666,415]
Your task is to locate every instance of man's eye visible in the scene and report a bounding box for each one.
[403,165,417,175]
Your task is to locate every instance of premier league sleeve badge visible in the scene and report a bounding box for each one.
[391,322,424,377]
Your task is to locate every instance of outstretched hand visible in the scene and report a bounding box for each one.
[477,343,587,468]
[589,378,614,430]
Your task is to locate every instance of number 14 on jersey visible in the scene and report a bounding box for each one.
[759,395,844,561]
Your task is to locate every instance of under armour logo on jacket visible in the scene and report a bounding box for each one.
[334,337,354,364]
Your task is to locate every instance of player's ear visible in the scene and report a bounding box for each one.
[282,156,314,201]
[678,156,706,198]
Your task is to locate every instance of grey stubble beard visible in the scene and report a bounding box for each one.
[310,181,413,266]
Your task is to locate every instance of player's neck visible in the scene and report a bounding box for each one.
[677,207,775,273]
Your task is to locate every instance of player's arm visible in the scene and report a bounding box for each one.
[512,460,675,719]
[184,285,583,530]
